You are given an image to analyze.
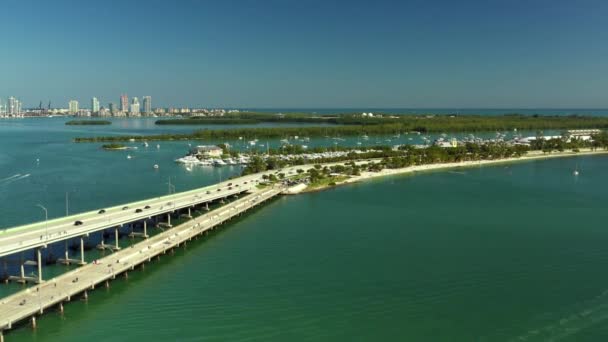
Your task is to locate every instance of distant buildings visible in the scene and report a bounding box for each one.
[143,96,152,115]
[120,94,129,113]
[91,97,100,114]
[0,97,24,117]
[68,100,79,114]
[129,97,140,116]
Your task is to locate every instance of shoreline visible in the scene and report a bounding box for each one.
[302,148,608,193]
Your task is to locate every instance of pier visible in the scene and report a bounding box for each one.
[0,186,283,337]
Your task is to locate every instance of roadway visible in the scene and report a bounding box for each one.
[0,186,284,333]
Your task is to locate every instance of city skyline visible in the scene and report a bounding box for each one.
[1,1,608,108]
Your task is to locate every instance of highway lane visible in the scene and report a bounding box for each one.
[0,187,284,332]
[0,174,266,257]
[0,159,379,258]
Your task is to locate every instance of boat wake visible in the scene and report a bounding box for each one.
[509,288,608,341]
[0,173,29,185]
[0,174,21,182]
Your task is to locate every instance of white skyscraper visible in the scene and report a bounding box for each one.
[69,100,79,114]
[143,96,152,115]
[130,97,140,116]
[8,97,17,115]
[91,97,100,114]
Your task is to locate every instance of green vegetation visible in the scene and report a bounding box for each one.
[101,143,127,150]
[242,132,608,176]
[66,120,111,126]
[76,114,608,142]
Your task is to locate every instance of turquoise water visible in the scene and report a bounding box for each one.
[3,118,608,341]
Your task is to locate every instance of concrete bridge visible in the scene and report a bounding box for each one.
[0,185,284,340]
[0,173,268,284]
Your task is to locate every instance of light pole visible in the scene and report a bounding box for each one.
[36,204,48,240]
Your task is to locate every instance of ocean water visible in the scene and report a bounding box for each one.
[2,118,608,341]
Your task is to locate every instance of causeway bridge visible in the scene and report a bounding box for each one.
[0,169,290,340]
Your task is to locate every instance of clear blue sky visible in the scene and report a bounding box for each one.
[1,0,607,108]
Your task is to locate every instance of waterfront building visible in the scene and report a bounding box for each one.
[109,103,116,115]
[129,97,141,116]
[91,97,100,114]
[7,96,23,116]
[0,99,5,116]
[98,107,110,117]
[143,96,152,115]
[68,100,79,114]
[120,94,129,113]
[191,145,224,158]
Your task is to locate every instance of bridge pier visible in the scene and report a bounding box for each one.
[167,213,171,227]
[114,227,120,250]
[144,220,148,238]
[36,248,42,284]
[79,237,86,265]
[205,202,209,211]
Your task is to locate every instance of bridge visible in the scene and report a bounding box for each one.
[0,183,284,340]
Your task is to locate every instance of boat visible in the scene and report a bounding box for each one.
[573,164,580,176]
[156,144,160,149]
[153,164,159,169]
[143,142,149,147]
[214,159,227,166]
[127,155,132,159]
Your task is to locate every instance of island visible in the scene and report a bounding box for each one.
[75,114,608,142]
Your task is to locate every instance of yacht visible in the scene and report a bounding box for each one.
[213,159,227,166]
[127,155,132,159]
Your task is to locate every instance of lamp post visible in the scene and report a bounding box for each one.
[36,204,48,240]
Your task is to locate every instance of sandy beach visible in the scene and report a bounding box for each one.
[302,148,608,192]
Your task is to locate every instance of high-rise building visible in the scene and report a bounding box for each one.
[142,96,152,115]
[8,97,17,115]
[120,94,129,113]
[109,103,116,115]
[130,97,140,116]
[91,97,100,114]
[68,100,79,114]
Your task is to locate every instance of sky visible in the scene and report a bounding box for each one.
[1,0,608,109]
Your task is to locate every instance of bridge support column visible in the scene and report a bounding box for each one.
[205,202,209,211]
[36,248,42,284]
[144,220,148,238]
[188,207,191,218]
[59,302,64,313]
[31,316,36,329]
[80,237,86,265]
[114,227,119,250]
[1,329,4,342]
[167,213,171,227]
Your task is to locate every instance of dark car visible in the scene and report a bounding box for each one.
[122,206,129,210]
[228,186,233,190]
[135,208,143,213]
[98,209,106,214]
[217,189,221,192]
[206,191,211,194]
[228,182,233,186]
[74,220,83,226]
[144,205,151,209]
[244,181,248,184]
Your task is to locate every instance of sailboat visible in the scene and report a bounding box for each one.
[573,164,580,176]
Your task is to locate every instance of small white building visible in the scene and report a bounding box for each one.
[191,145,223,158]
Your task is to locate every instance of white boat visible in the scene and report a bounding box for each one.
[214,159,227,166]
[153,164,159,169]
[127,155,132,159]
[143,142,149,147]
[156,144,160,149]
